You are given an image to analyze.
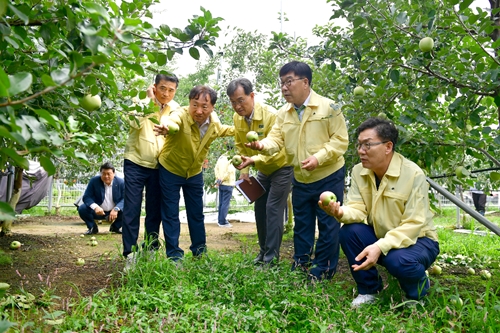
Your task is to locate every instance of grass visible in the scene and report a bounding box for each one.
[1,208,500,332]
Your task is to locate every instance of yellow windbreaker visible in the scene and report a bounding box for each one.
[340,152,438,255]
[214,155,236,186]
[260,90,348,183]
[124,100,180,169]
[158,107,234,179]
[233,102,288,176]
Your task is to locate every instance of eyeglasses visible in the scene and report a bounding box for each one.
[279,77,304,87]
[230,95,248,107]
[356,141,389,151]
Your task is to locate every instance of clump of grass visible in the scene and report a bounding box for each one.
[0,250,12,266]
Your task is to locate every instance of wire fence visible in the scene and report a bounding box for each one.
[34,180,500,214]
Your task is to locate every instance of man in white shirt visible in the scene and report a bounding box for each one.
[78,162,125,235]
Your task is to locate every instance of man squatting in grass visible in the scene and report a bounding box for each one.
[319,117,439,307]
[153,86,234,260]
[246,61,349,280]
[122,74,180,269]
[228,78,293,266]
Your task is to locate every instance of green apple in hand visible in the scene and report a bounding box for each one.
[320,191,337,206]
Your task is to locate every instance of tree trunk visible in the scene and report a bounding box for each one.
[1,167,23,236]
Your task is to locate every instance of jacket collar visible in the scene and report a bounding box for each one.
[360,152,403,178]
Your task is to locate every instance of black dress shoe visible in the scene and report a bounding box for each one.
[84,226,99,235]
[109,225,122,234]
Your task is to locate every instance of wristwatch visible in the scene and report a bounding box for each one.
[113,207,120,211]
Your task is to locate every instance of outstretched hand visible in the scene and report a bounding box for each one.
[153,124,168,136]
[236,156,255,170]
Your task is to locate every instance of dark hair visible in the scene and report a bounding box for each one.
[155,74,179,88]
[356,117,398,151]
[189,86,218,106]
[226,78,253,97]
[279,61,313,86]
[100,162,115,173]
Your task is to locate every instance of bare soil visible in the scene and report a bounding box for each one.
[0,215,267,300]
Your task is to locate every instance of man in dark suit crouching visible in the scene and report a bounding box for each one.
[78,162,124,235]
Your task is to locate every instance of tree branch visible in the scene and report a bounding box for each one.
[0,63,96,108]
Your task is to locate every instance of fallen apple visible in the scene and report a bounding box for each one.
[467,267,475,275]
[246,131,259,142]
[80,234,85,238]
[353,86,365,97]
[450,295,463,306]
[429,265,442,275]
[9,241,21,250]
[480,269,491,279]
[0,282,10,291]
[90,240,98,247]
[167,122,180,135]
[80,94,102,112]
[419,37,434,52]
[231,155,242,166]
[320,191,337,206]
[90,236,96,241]
[76,258,85,266]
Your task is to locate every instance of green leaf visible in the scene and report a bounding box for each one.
[8,72,32,96]
[34,109,60,129]
[0,0,7,17]
[41,74,56,87]
[0,147,29,169]
[0,202,16,222]
[139,91,147,99]
[330,61,337,72]
[50,68,70,85]
[124,17,142,26]
[39,156,56,175]
[7,3,29,25]
[148,117,160,125]
[84,3,110,22]
[389,69,400,83]
[157,52,167,66]
[0,67,9,97]
[459,0,474,11]
[0,126,25,145]
[189,47,200,60]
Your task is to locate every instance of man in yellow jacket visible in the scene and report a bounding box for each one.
[214,153,236,228]
[154,86,234,260]
[246,61,348,280]
[319,117,439,307]
[123,74,179,264]
[228,78,293,265]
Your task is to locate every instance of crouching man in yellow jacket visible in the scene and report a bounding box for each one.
[154,86,234,260]
[319,117,439,308]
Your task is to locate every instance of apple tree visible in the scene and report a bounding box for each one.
[0,0,223,219]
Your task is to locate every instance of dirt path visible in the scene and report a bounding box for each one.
[0,215,261,299]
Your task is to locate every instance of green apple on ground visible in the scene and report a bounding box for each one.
[480,270,491,279]
[76,258,85,266]
[80,94,102,112]
[0,283,10,290]
[450,295,463,306]
[231,155,242,166]
[467,267,475,275]
[353,86,365,96]
[419,37,434,52]
[90,240,98,247]
[320,191,337,206]
[10,241,21,250]
[90,236,96,241]
[429,265,442,275]
[167,122,180,135]
[246,131,259,142]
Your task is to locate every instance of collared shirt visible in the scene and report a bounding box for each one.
[198,118,211,139]
[245,109,254,128]
[340,152,438,255]
[90,181,115,211]
[294,92,311,121]
[260,89,348,183]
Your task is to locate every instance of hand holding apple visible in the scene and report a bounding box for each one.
[231,155,243,166]
[166,122,179,135]
[244,141,264,151]
[235,156,255,170]
[319,191,337,206]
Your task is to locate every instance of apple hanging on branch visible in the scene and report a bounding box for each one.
[80,94,102,112]
[353,86,365,97]
[419,37,434,52]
